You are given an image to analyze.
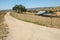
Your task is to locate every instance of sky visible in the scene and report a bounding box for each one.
[0,0,60,10]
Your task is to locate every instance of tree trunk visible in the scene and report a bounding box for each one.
[17,10,19,13]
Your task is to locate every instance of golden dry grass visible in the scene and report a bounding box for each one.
[10,12,60,28]
[0,12,8,40]
[55,12,60,16]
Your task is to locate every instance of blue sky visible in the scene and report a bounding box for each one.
[0,0,60,10]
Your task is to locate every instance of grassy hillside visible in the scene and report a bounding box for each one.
[10,12,60,29]
[27,6,60,12]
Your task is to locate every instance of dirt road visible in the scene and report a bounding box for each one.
[4,12,60,40]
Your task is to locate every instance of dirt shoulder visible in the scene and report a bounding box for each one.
[0,12,8,40]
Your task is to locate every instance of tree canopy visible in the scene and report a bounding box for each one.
[12,5,27,13]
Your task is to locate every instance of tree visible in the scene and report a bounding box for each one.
[12,5,27,13]
[49,10,53,13]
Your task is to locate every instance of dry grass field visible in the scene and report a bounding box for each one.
[0,12,8,40]
[10,12,60,28]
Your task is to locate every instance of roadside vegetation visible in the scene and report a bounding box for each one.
[10,12,60,28]
[0,11,8,40]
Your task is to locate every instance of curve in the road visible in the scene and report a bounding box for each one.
[4,12,60,40]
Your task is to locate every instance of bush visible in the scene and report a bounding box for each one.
[48,10,54,13]
[27,10,38,13]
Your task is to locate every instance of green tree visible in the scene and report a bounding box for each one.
[12,5,27,13]
[49,10,53,13]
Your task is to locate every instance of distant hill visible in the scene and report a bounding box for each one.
[0,9,12,12]
[27,6,60,11]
